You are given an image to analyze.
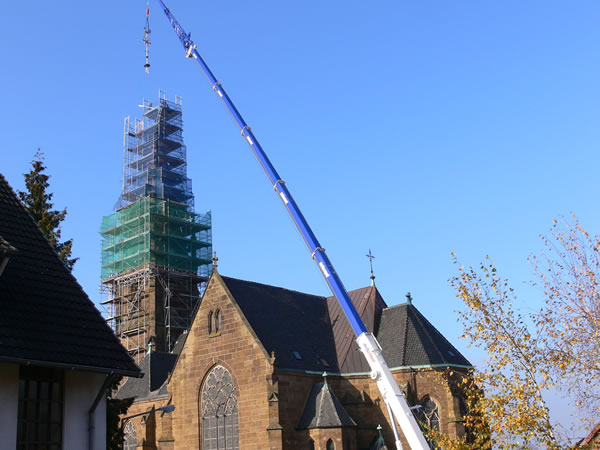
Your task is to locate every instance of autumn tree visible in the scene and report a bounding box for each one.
[531,217,600,417]
[440,217,599,448]
[17,150,78,270]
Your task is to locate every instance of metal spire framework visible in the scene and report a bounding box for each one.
[100,91,212,361]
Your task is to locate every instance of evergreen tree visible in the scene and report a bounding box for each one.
[17,150,78,270]
[106,376,134,450]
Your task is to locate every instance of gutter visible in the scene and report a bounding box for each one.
[88,373,115,450]
[274,363,474,377]
[0,356,142,378]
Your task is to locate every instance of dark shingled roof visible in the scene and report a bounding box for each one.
[297,378,357,429]
[221,276,471,374]
[117,351,176,400]
[378,303,471,368]
[0,174,140,377]
[222,276,339,372]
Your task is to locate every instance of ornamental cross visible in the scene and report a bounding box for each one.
[366,249,376,283]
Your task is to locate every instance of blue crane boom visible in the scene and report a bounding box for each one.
[153,2,430,448]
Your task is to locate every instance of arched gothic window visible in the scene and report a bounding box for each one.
[415,396,440,431]
[414,396,440,448]
[214,309,221,332]
[123,421,136,450]
[208,311,213,334]
[326,438,335,450]
[201,365,238,449]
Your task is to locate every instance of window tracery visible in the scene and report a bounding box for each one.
[123,421,136,450]
[201,365,238,449]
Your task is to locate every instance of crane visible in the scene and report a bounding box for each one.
[152,2,430,448]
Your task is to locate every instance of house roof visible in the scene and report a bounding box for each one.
[221,276,472,374]
[0,174,140,377]
[117,351,176,400]
[297,378,357,429]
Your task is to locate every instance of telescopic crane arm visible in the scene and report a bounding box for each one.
[153,2,430,448]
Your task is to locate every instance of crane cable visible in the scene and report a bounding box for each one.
[143,0,151,74]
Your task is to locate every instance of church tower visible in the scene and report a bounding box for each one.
[100,92,212,362]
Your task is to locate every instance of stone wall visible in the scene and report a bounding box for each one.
[167,273,275,449]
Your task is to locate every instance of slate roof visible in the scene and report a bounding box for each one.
[378,303,471,368]
[222,276,339,372]
[117,351,176,400]
[221,276,472,374]
[297,378,357,429]
[0,174,140,377]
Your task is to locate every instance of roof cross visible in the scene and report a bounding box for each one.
[366,249,376,286]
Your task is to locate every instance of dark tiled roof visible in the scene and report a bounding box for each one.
[378,303,472,368]
[117,351,176,400]
[0,174,140,376]
[297,379,357,429]
[221,276,471,374]
[222,276,339,372]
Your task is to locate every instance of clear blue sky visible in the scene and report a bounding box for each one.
[2,0,599,439]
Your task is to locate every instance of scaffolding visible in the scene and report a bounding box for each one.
[100,197,212,279]
[101,92,212,359]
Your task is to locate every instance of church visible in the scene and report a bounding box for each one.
[102,94,472,449]
[116,260,472,449]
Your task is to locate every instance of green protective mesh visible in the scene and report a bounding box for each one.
[100,197,212,280]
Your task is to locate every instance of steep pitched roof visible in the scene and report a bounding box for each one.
[117,351,176,400]
[220,276,471,374]
[0,174,140,377]
[297,378,357,429]
[221,276,339,372]
[326,286,387,373]
[377,303,471,368]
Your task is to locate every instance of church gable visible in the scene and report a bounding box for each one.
[166,271,275,449]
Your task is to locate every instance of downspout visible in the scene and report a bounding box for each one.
[88,373,115,450]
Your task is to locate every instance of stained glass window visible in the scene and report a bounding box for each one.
[124,421,136,450]
[201,365,238,449]
[414,396,440,448]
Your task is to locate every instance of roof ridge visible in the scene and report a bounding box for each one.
[408,304,466,361]
[407,305,446,363]
[317,382,327,427]
[221,275,328,301]
[383,302,410,311]
[401,302,410,366]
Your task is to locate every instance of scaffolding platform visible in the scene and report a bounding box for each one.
[101,92,212,359]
